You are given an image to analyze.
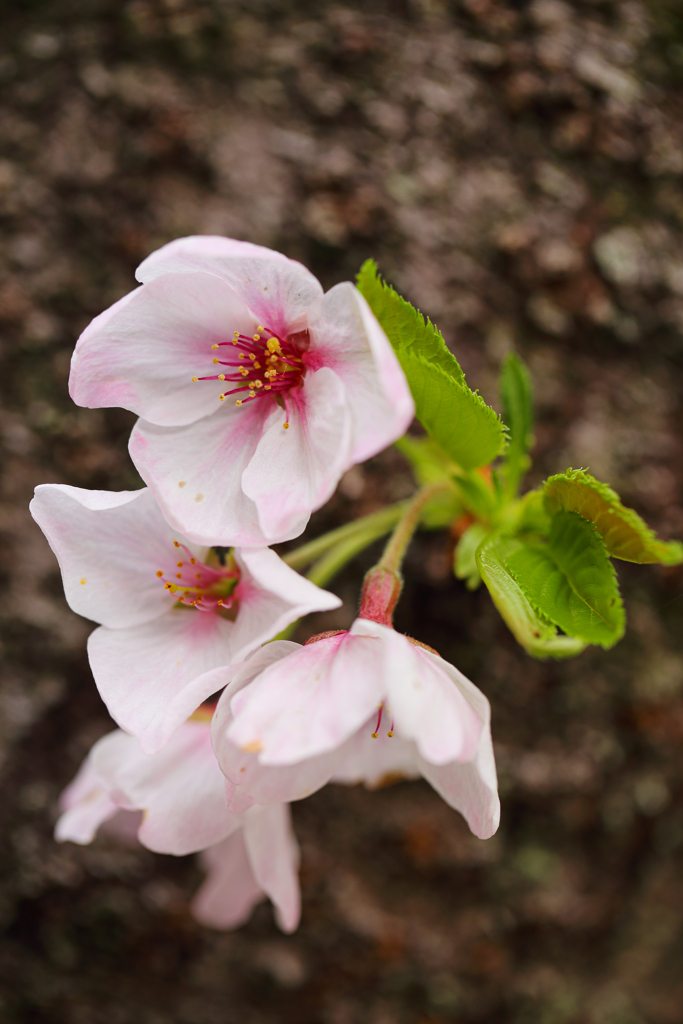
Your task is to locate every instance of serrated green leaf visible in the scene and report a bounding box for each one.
[357,260,507,470]
[454,523,489,590]
[544,468,683,565]
[357,259,466,384]
[477,534,586,659]
[506,511,625,648]
[500,352,534,496]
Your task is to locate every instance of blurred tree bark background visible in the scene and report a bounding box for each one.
[1,1,683,1022]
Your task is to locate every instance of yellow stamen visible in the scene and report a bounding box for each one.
[218,374,225,381]
[176,561,183,568]
[212,358,219,364]
[192,376,198,382]
[212,344,219,350]
[156,571,163,577]
[236,400,242,406]
[283,422,289,429]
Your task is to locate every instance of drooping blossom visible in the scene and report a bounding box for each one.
[68,236,414,546]
[210,622,500,840]
[30,484,340,753]
[56,713,301,933]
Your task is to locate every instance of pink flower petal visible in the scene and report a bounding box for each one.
[88,616,238,755]
[227,634,385,764]
[130,400,272,547]
[192,831,265,930]
[55,754,119,844]
[91,724,239,855]
[307,282,414,463]
[70,272,254,426]
[136,235,323,338]
[351,620,484,766]
[30,485,186,630]
[243,803,301,933]
[242,367,353,542]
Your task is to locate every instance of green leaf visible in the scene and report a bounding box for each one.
[544,468,683,565]
[395,436,463,528]
[506,511,625,648]
[477,533,586,659]
[357,260,506,470]
[500,352,534,496]
[454,523,489,590]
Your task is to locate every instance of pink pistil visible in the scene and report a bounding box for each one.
[191,325,306,427]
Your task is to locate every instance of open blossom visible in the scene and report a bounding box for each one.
[56,714,301,933]
[68,236,414,546]
[211,622,500,840]
[30,483,340,753]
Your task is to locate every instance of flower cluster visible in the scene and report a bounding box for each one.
[32,237,500,932]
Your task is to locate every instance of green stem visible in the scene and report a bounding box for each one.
[376,482,449,575]
[282,500,409,572]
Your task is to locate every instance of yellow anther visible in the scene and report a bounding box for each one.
[283,422,289,429]
[236,400,243,406]
[175,573,182,579]
[249,390,256,398]
[164,582,172,590]
[174,541,180,547]
[264,385,272,390]
[156,571,163,577]
[387,731,394,738]
[191,600,197,606]
[255,380,263,388]
[371,732,378,739]
[176,561,183,568]
[212,358,219,364]
[218,374,225,381]
[217,599,224,606]
[240,367,248,377]
[239,354,245,359]
[257,325,265,332]
[248,353,256,360]
[267,338,280,352]
[233,331,239,338]
[195,573,201,579]
[219,394,225,401]
[253,361,261,369]
[190,558,196,564]
[212,344,219,350]
[253,334,261,341]
[192,376,198,382]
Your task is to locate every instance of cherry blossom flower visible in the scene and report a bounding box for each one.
[56,714,301,933]
[68,236,414,546]
[30,483,340,753]
[211,623,500,840]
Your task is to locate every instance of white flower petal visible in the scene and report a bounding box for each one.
[88,614,237,754]
[91,724,239,855]
[136,235,323,338]
[242,367,353,542]
[227,634,385,765]
[307,282,414,463]
[192,832,265,930]
[351,620,484,766]
[30,485,186,629]
[130,401,272,547]
[54,754,119,845]
[70,272,254,426]
[244,803,301,933]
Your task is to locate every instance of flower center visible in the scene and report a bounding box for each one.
[156,541,239,612]
[192,325,307,428]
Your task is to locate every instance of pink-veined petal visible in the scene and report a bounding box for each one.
[351,620,483,766]
[88,614,237,754]
[192,831,264,930]
[136,235,323,338]
[332,721,420,789]
[30,485,189,630]
[306,282,414,463]
[227,633,385,765]
[130,399,272,547]
[69,272,254,426]
[91,724,240,855]
[244,803,301,934]
[242,367,353,542]
[230,548,342,651]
